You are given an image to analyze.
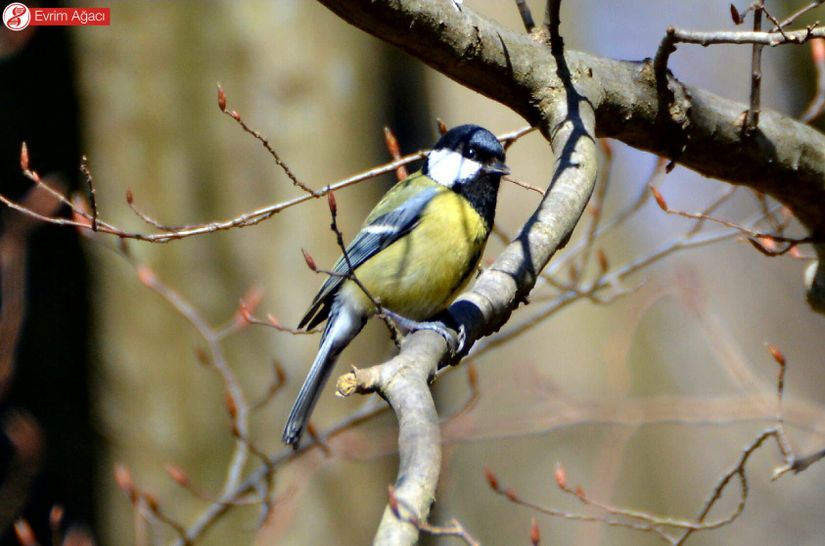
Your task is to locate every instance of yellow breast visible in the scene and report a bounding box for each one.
[342,189,488,320]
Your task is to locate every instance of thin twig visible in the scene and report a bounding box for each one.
[136,266,253,498]
[218,84,315,195]
[745,1,765,132]
[514,0,535,33]
[1,126,533,244]
[651,185,817,248]
[476,206,781,357]
[775,0,825,29]
[654,23,825,86]
[79,155,98,231]
[325,191,402,346]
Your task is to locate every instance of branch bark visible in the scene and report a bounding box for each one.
[311,0,825,543]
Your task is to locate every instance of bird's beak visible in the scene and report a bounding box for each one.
[483,159,510,176]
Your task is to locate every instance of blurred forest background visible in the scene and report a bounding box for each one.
[2,1,825,545]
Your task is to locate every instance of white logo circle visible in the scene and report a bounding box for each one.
[3,3,31,31]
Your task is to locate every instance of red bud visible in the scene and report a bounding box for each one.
[730,4,742,24]
[49,505,64,530]
[767,344,786,367]
[467,362,478,390]
[136,265,156,287]
[114,464,136,501]
[230,110,240,121]
[142,492,159,512]
[484,466,499,490]
[436,118,448,136]
[758,236,777,251]
[20,142,29,171]
[530,517,540,545]
[597,248,609,274]
[165,464,189,486]
[14,519,37,546]
[301,249,317,272]
[217,83,227,112]
[238,301,253,323]
[194,347,210,366]
[812,39,825,64]
[383,127,402,160]
[327,190,337,216]
[599,138,613,159]
[505,487,520,502]
[225,391,238,419]
[274,361,286,386]
[126,188,134,204]
[554,462,567,489]
[650,185,668,211]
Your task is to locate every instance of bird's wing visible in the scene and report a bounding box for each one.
[298,181,439,330]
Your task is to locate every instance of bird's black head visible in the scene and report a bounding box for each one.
[423,124,509,228]
[423,124,509,189]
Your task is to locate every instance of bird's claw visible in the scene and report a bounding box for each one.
[381,309,461,356]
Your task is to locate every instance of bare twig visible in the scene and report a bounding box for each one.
[745,0,765,132]
[217,83,314,195]
[324,191,403,345]
[383,126,408,181]
[655,24,825,87]
[485,345,821,546]
[649,185,818,252]
[503,175,545,195]
[0,125,533,245]
[135,266,254,498]
[79,155,98,231]
[176,397,389,545]
[514,0,535,33]
[476,205,781,357]
[776,0,825,29]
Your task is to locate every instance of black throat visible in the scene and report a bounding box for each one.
[453,173,501,230]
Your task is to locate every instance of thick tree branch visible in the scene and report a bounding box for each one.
[325,2,599,542]
[338,334,444,544]
[318,0,825,309]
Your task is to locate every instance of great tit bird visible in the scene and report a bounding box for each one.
[283,124,509,447]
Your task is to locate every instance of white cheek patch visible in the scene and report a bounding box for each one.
[427,149,482,188]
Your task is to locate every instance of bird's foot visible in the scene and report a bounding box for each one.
[381,309,462,355]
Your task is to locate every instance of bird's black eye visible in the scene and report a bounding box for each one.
[466,147,477,159]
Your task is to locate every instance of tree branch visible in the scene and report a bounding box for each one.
[322,2,598,543]
[317,0,825,310]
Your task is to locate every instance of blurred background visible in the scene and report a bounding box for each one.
[1,1,824,544]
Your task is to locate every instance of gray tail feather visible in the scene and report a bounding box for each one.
[282,340,337,447]
[282,305,363,447]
